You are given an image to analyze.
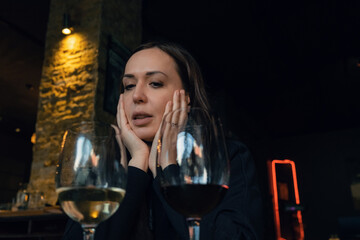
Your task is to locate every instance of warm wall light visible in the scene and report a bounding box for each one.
[62,13,73,35]
[31,133,36,144]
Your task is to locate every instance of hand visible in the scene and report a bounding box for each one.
[110,124,128,169]
[149,89,190,176]
[116,94,150,171]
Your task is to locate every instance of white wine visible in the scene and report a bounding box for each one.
[57,187,125,226]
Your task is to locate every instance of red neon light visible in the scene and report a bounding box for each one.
[269,159,304,240]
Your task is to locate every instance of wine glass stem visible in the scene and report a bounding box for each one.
[187,219,200,240]
[83,227,96,240]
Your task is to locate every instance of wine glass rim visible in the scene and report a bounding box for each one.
[164,107,221,117]
[167,107,208,112]
[65,121,113,136]
[162,107,220,126]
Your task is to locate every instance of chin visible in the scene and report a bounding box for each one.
[135,129,155,143]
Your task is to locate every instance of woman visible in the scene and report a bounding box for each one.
[62,41,263,240]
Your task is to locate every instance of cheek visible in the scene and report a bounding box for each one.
[156,95,173,113]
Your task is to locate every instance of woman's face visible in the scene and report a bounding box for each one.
[122,48,183,142]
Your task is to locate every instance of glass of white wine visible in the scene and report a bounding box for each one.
[55,121,127,240]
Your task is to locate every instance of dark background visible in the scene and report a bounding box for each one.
[142,0,360,139]
[1,0,360,239]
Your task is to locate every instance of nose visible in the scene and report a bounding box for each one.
[132,82,147,103]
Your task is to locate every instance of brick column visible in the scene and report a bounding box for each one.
[30,0,141,205]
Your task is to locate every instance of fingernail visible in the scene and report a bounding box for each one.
[180,89,185,95]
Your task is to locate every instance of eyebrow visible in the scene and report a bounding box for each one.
[123,71,167,79]
[146,71,167,77]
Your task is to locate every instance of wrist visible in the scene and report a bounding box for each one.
[129,155,148,172]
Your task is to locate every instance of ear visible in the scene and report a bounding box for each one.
[187,95,191,105]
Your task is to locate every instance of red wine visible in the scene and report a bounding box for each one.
[161,184,228,218]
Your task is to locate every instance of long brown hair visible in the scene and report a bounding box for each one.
[119,42,211,240]
[121,41,211,112]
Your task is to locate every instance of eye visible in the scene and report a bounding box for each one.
[124,84,135,91]
[150,82,163,88]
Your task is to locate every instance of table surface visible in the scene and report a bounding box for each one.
[0,206,64,219]
[0,206,67,239]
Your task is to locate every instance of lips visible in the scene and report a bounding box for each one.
[132,112,153,126]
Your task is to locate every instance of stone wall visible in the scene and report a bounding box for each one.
[30,0,141,205]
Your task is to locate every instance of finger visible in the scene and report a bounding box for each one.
[178,108,187,127]
[149,100,172,176]
[160,127,178,169]
[164,102,173,135]
[111,124,127,168]
[172,89,180,111]
[116,94,123,128]
[159,101,174,169]
[172,89,186,127]
[111,124,121,145]
[159,101,173,139]
[164,101,173,123]
[171,90,181,125]
[118,94,128,130]
[157,101,172,138]
[111,124,120,135]
[179,90,187,126]
[163,100,173,120]
[180,89,187,109]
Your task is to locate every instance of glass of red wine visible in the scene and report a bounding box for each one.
[156,107,230,240]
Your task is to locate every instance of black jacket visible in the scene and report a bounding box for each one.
[62,140,263,240]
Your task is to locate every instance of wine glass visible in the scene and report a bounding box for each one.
[55,121,127,240]
[156,107,230,240]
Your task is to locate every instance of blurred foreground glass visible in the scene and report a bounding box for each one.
[55,122,127,240]
[157,108,230,240]
[15,183,29,210]
[28,190,45,210]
